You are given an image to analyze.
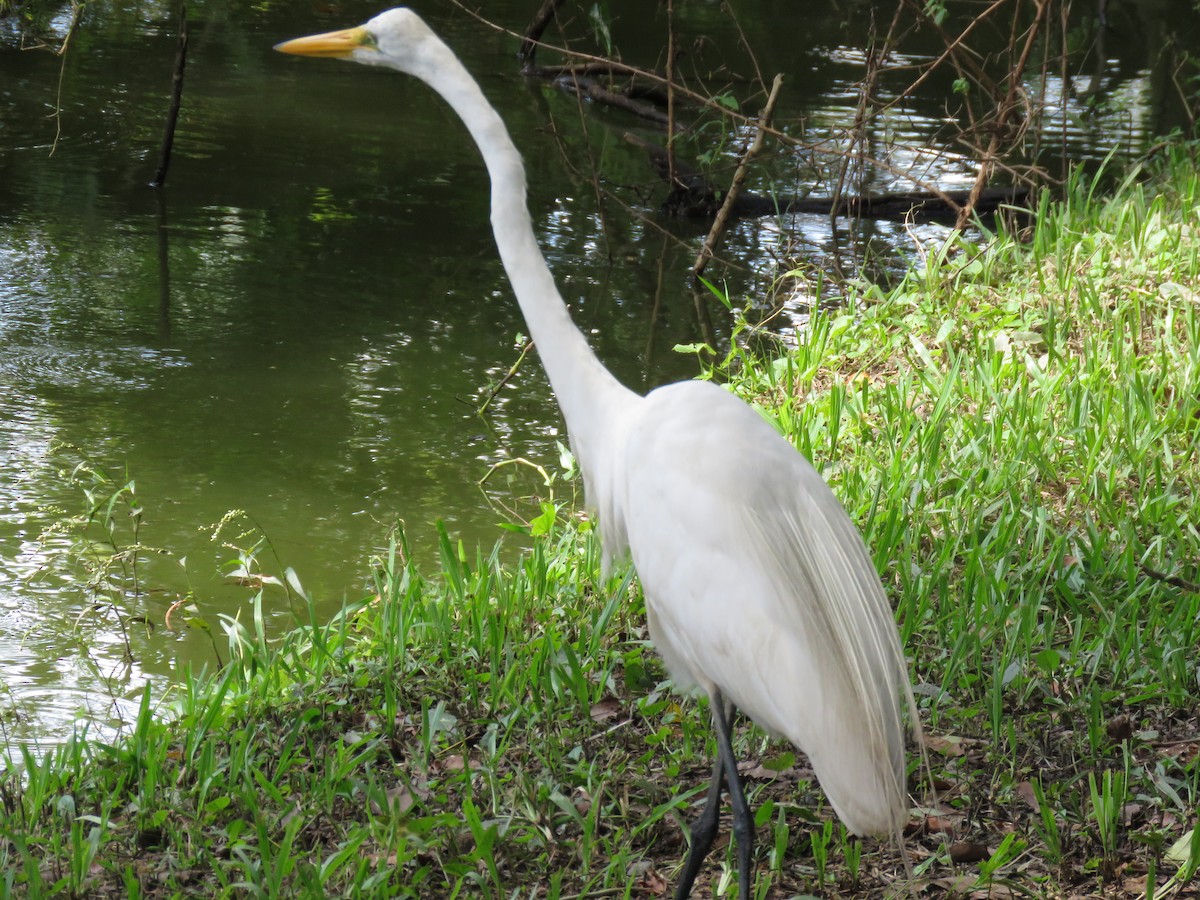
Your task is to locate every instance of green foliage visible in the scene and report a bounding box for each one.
[586,2,613,57]
[923,0,949,26]
[721,151,1200,890]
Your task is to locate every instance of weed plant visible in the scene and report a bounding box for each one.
[1,155,1199,897]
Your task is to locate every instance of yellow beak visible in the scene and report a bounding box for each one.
[274,25,371,59]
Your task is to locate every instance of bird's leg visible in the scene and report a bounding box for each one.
[674,729,725,899]
[674,691,755,900]
[709,691,754,900]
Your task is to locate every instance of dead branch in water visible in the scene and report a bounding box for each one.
[150,6,189,188]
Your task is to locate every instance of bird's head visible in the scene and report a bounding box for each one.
[275,8,434,74]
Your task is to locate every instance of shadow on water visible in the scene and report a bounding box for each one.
[1,0,1197,747]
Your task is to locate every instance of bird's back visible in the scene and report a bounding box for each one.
[612,380,910,836]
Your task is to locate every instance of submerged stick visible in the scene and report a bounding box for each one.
[519,0,567,68]
[150,6,189,188]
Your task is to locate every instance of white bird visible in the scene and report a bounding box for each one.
[277,10,920,897]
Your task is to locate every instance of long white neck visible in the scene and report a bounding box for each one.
[404,38,637,484]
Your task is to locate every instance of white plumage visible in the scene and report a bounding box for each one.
[621,381,910,837]
[277,10,919,896]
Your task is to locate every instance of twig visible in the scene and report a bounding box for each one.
[461,0,1047,231]
[830,9,891,231]
[150,6,189,188]
[1141,565,1200,594]
[478,339,534,415]
[164,596,188,631]
[450,0,952,195]
[559,887,626,900]
[582,716,634,745]
[887,0,1007,111]
[691,73,784,276]
[449,0,781,138]
[666,0,676,189]
[48,0,85,156]
[477,457,552,490]
[956,0,1048,228]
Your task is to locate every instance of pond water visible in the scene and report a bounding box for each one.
[1,0,1196,749]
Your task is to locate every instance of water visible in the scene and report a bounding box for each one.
[2,0,1195,748]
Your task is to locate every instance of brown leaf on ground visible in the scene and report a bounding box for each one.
[1016,780,1039,810]
[737,759,802,781]
[368,783,417,816]
[590,695,623,722]
[1162,740,1200,765]
[970,886,1017,899]
[389,784,416,814]
[441,754,481,772]
[924,734,967,756]
[635,865,669,895]
[924,814,964,835]
[1124,874,1149,893]
[948,840,990,863]
[930,874,979,895]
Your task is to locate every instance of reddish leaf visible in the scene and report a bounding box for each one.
[924,814,964,835]
[948,840,990,863]
[1016,780,1039,811]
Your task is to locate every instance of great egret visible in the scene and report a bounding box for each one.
[277,10,919,897]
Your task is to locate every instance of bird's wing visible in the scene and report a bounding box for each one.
[618,380,911,835]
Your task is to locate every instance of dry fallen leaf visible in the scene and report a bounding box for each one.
[924,814,964,835]
[739,764,774,781]
[442,754,482,772]
[388,784,415,814]
[948,840,990,863]
[368,782,420,815]
[589,696,622,722]
[1016,780,1039,811]
[636,866,668,896]
[924,734,967,757]
[931,874,979,894]
[970,886,1017,899]
[1123,875,1149,894]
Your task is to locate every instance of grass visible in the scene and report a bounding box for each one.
[2,152,1199,897]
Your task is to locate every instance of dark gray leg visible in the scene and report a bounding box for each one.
[674,739,725,898]
[710,693,754,900]
[674,690,754,900]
